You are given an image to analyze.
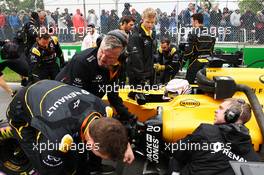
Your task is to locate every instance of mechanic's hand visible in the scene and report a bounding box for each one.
[153,63,165,72]
[123,143,134,164]
[21,78,29,87]
[11,90,17,97]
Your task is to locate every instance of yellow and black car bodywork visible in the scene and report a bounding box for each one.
[111,67,264,152]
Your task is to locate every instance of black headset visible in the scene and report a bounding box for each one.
[106,30,128,47]
[106,30,129,62]
[224,99,245,123]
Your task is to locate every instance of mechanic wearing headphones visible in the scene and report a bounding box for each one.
[154,38,181,84]
[7,80,134,175]
[168,98,260,175]
[55,30,135,173]
[56,29,134,121]
[0,41,29,96]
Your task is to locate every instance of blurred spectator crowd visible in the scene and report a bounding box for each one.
[0,1,263,44]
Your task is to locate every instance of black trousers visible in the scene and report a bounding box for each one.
[32,63,60,80]
[160,70,177,84]
[186,59,206,84]
[128,73,154,87]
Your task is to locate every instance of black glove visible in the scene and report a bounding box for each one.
[114,113,137,124]
[21,78,29,87]
[115,114,146,146]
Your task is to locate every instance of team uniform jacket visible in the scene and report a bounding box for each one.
[30,36,64,67]
[7,80,106,142]
[55,48,132,120]
[156,45,181,83]
[171,123,260,175]
[127,23,157,82]
[29,36,65,80]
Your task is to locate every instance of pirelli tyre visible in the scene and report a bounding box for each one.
[0,120,35,175]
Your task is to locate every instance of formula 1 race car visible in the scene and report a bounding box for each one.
[0,62,264,175]
[113,66,264,174]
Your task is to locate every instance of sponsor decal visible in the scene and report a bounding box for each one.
[4,161,20,171]
[74,78,82,84]
[0,126,13,140]
[206,69,217,73]
[92,74,103,83]
[146,125,161,163]
[42,155,63,167]
[46,90,89,117]
[73,99,80,109]
[180,99,200,108]
[251,88,263,94]
[86,55,96,62]
[95,75,102,80]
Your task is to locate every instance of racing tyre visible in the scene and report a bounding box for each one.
[0,120,35,175]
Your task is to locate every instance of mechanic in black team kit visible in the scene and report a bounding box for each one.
[182,13,215,84]
[56,29,134,121]
[29,32,65,81]
[55,29,135,174]
[7,80,134,175]
[168,98,260,175]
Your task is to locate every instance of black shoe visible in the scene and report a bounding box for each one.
[90,164,115,175]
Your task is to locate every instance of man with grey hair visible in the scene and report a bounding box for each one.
[56,30,133,120]
[56,30,135,174]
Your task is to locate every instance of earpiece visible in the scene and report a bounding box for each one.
[107,30,128,47]
[224,99,245,123]
[107,30,128,62]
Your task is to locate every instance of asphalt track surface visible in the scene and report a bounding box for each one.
[0,83,165,175]
[0,83,20,122]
